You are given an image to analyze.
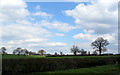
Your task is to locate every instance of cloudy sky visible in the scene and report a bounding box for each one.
[0,0,118,54]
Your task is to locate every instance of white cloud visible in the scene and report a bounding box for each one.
[25,38,48,42]
[28,42,67,47]
[73,33,96,41]
[47,42,67,47]
[16,20,32,25]
[36,5,40,10]
[7,40,24,45]
[73,33,116,42]
[0,0,30,24]
[6,45,13,48]
[7,41,15,44]
[2,24,51,40]
[2,23,51,41]
[64,0,118,34]
[33,11,53,18]
[56,33,64,36]
[41,20,76,32]
[84,29,94,34]
[28,43,40,47]
[1,22,52,52]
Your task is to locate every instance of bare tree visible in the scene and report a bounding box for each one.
[21,49,29,56]
[13,47,28,56]
[91,37,109,55]
[0,47,7,55]
[54,52,58,56]
[71,45,80,56]
[79,49,87,55]
[28,51,36,55]
[38,49,46,55]
[13,47,21,55]
[88,51,90,55]
[60,51,63,56]
[92,50,98,55]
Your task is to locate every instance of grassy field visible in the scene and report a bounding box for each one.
[46,56,117,58]
[2,54,118,59]
[2,54,45,59]
[2,54,119,75]
[21,64,119,75]
[47,64,119,73]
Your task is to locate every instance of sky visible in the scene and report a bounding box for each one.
[0,0,118,54]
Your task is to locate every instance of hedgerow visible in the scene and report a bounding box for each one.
[2,57,119,75]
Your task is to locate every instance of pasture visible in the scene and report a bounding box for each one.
[21,64,119,75]
[2,54,45,59]
[2,54,119,75]
[2,54,118,59]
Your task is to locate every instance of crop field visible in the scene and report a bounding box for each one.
[2,54,118,59]
[20,64,120,75]
[2,54,45,59]
[2,54,120,75]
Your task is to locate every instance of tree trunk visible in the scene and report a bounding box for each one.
[99,47,102,56]
[99,43,102,56]
[99,49,101,56]
[74,52,77,56]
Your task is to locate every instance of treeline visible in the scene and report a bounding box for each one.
[0,47,47,56]
[0,37,117,56]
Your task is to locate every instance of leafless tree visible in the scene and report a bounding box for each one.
[28,51,36,55]
[38,49,46,55]
[0,47,7,55]
[92,50,98,55]
[13,47,28,56]
[71,45,80,56]
[79,49,87,55]
[91,37,109,55]
[60,51,63,55]
[88,51,90,55]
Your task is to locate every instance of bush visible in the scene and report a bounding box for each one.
[2,57,118,75]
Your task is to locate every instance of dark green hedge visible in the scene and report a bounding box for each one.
[2,57,119,75]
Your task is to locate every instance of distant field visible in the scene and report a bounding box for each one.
[46,55,117,58]
[2,54,45,59]
[2,54,118,59]
[21,64,120,75]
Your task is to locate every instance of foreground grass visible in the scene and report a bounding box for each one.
[20,64,119,75]
[46,64,119,73]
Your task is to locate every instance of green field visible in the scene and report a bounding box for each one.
[48,64,119,73]
[2,54,118,59]
[21,64,119,75]
[2,54,119,75]
[2,54,45,59]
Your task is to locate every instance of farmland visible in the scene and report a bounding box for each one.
[2,54,45,59]
[21,64,120,75]
[2,54,118,59]
[2,54,120,75]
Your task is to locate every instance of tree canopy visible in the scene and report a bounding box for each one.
[71,45,80,56]
[38,49,46,55]
[0,47,7,54]
[91,37,109,55]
